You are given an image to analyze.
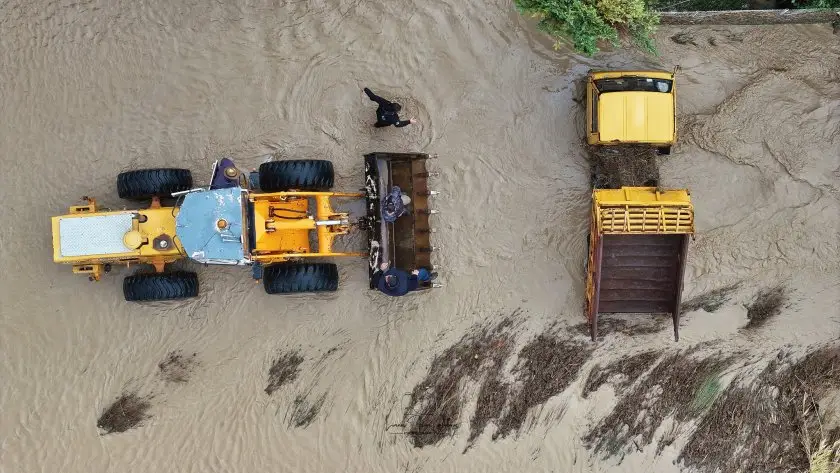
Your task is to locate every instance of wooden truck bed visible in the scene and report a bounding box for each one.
[585,187,694,341]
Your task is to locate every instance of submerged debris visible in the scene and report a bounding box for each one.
[97,392,153,434]
[670,33,698,46]
[158,350,199,383]
[573,315,666,338]
[289,394,327,428]
[585,349,735,456]
[265,351,304,395]
[681,282,741,314]
[494,335,592,439]
[744,285,788,330]
[583,350,663,398]
[680,345,840,472]
[588,145,660,189]
[468,330,593,448]
[468,374,509,444]
[403,317,516,448]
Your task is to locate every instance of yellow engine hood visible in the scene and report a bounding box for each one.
[597,92,675,144]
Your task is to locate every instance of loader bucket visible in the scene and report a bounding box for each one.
[364,152,435,288]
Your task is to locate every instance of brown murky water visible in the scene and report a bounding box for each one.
[1,1,838,471]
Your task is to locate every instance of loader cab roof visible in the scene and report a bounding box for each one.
[175,187,249,265]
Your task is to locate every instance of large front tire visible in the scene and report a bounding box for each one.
[263,263,339,294]
[258,160,334,192]
[117,168,193,200]
[123,271,199,301]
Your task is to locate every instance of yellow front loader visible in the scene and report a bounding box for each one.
[51,155,439,302]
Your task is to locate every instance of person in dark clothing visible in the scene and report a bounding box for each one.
[364,87,416,128]
[374,268,417,297]
[373,263,434,297]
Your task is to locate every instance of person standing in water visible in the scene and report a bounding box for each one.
[364,87,416,128]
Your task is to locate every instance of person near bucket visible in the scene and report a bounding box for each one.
[381,185,411,223]
[364,87,416,128]
[373,262,435,297]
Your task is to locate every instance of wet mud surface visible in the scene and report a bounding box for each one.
[1,1,838,471]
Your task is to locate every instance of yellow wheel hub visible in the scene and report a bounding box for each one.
[123,230,145,249]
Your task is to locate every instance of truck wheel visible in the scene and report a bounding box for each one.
[117,168,193,200]
[123,271,199,301]
[263,263,339,294]
[258,160,334,192]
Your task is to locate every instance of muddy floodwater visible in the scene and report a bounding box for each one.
[1,1,839,472]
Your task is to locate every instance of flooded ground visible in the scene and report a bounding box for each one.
[1,1,838,472]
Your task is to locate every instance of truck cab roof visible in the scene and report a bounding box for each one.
[587,70,676,146]
[597,92,675,144]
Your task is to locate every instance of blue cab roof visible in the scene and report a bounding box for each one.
[175,187,248,265]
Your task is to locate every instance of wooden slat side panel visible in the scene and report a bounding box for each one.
[596,234,683,315]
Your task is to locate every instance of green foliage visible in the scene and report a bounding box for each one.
[691,375,723,413]
[598,0,660,53]
[514,0,659,56]
[515,0,618,56]
[597,0,650,23]
[809,440,840,473]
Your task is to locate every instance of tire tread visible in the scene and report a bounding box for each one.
[123,271,199,301]
[117,168,193,199]
[258,160,334,192]
[263,263,339,294]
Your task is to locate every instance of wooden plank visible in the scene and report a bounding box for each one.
[600,255,679,269]
[603,245,683,257]
[600,268,676,281]
[600,278,677,291]
[602,234,683,247]
[598,300,673,314]
[599,289,676,302]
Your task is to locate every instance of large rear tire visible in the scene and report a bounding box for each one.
[258,160,334,192]
[117,168,193,200]
[263,263,339,294]
[123,271,199,302]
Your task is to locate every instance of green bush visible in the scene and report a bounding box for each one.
[514,0,660,56]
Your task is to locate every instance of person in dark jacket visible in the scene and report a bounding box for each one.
[373,263,433,297]
[364,87,416,128]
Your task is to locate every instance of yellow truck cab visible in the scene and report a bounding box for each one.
[586,70,676,154]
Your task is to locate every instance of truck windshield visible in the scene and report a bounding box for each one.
[594,77,672,93]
